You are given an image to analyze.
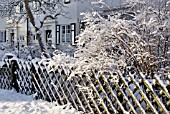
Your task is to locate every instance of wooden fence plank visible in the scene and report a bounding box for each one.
[0,58,169,114]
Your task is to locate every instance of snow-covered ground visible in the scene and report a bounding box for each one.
[0,89,80,114]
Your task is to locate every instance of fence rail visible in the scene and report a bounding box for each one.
[0,58,170,114]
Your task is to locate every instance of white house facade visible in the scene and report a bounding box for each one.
[0,18,7,42]
[0,0,123,49]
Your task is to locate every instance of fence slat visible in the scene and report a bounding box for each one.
[0,58,169,114]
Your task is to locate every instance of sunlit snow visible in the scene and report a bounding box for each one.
[0,89,80,114]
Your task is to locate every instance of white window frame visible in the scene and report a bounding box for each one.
[61,25,71,43]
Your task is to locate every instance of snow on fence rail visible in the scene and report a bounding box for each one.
[0,58,170,114]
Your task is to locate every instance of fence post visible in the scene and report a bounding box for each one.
[11,60,19,92]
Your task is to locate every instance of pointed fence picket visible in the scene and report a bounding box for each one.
[0,58,169,114]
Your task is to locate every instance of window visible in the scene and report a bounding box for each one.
[20,2,24,12]
[20,36,24,40]
[10,33,15,46]
[0,31,6,42]
[0,32,3,42]
[11,33,14,40]
[61,25,71,43]
[33,35,36,40]
[30,34,36,40]
[64,0,70,4]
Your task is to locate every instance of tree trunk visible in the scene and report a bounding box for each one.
[35,30,50,58]
[24,0,50,58]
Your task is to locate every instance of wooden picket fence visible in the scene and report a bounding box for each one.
[0,58,170,114]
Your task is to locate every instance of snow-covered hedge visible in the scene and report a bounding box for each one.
[49,0,170,78]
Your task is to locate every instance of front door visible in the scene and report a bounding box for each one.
[10,33,15,46]
[46,30,52,45]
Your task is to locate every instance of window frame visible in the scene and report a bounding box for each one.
[61,25,71,43]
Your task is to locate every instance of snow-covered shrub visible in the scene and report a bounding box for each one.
[74,12,128,72]
[124,0,170,76]
[0,42,41,60]
[48,11,147,78]
[49,0,170,78]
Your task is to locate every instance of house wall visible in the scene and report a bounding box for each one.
[0,18,7,42]
[77,0,122,18]
[0,18,6,31]
[2,0,123,48]
[5,18,29,46]
[18,20,27,45]
[41,1,79,46]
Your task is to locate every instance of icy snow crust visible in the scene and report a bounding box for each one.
[0,89,80,114]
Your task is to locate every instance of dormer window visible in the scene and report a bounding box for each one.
[64,0,70,4]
